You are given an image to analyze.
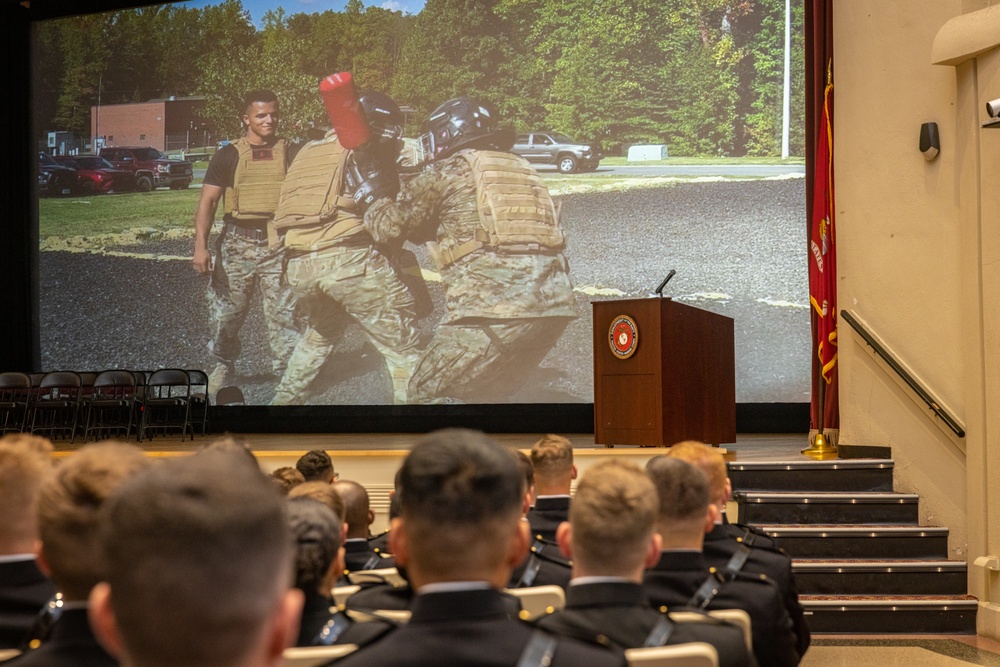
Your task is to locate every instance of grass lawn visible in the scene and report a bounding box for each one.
[39,188,200,239]
[600,156,806,166]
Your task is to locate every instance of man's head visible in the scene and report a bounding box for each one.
[202,435,259,468]
[665,440,730,508]
[391,429,527,589]
[529,434,576,496]
[36,442,149,601]
[512,449,535,515]
[558,460,661,580]
[332,480,374,540]
[645,457,715,549]
[296,450,335,483]
[271,466,305,495]
[287,497,344,597]
[0,435,53,555]
[288,481,346,522]
[90,449,302,667]
[242,89,280,143]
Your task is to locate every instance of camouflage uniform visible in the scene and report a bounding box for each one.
[364,150,576,403]
[270,133,421,405]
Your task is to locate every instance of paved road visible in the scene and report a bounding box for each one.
[38,178,810,406]
[536,163,806,178]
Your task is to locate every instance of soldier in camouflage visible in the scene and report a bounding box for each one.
[362,97,576,403]
[193,90,301,395]
[269,91,421,405]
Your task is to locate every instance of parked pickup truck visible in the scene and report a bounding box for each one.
[512,132,602,173]
[99,146,193,191]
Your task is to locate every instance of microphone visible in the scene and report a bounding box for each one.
[654,269,676,297]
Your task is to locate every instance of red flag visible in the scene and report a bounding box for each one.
[809,76,837,388]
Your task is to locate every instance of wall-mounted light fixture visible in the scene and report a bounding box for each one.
[983,99,1000,129]
[920,122,940,161]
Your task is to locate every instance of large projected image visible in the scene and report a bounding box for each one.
[35,0,808,406]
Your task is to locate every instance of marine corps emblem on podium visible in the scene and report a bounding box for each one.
[609,315,638,359]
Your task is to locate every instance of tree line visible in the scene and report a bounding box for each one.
[33,0,805,157]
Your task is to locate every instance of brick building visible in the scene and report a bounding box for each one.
[90,96,215,152]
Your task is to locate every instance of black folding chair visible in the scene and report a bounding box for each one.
[139,369,191,442]
[0,372,32,434]
[30,371,82,443]
[84,370,137,442]
[186,369,209,438]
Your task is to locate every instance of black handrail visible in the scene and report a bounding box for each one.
[841,309,965,438]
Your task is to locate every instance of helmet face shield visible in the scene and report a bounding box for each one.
[421,97,496,160]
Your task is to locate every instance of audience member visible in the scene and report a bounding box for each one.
[665,441,809,657]
[0,436,54,649]
[534,459,754,667]
[8,442,149,666]
[287,497,393,649]
[368,468,403,554]
[297,450,336,483]
[289,481,347,521]
[271,466,306,495]
[201,434,258,467]
[512,450,535,516]
[643,457,799,667]
[526,435,576,540]
[334,480,395,575]
[89,448,303,667]
[334,429,625,667]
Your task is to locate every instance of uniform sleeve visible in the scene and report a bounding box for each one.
[363,167,446,246]
[203,144,238,189]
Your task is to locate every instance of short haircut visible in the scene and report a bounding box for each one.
[243,89,278,113]
[287,497,343,595]
[665,441,727,503]
[399,429,522,578]
[645,457,710,525]
[100,449,293,667]
[201,435,258,468]
[530,434,573,481]
[288,481,346,521]
[570,460,658,574]
[272,466,306,495]
[513,449,534,493]
[296,450,334,483]
[0,436,53,553]
[333,480,370,537]
[37,442,149,600]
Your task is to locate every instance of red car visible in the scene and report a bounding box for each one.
[53,155,136,194]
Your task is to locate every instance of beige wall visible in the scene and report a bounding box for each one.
[836,0,1000,638]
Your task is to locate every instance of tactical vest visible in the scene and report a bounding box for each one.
[433,150,565,268]
[270,132,365,251]
[224,138,287,220]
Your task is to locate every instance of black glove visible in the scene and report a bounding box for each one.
[346,146,400,211]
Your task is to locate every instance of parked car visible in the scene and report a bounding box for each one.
[512,132,602,173]
[38,152,78,197]
[99,146,193,191]
[53,155,136,194]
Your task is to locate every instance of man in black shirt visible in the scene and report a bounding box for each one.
[192,89,301,394]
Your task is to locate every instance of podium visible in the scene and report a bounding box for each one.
[593,298,735,447]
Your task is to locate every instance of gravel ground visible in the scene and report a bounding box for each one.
[39,178,809,405]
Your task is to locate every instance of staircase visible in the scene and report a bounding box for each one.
[729,458,977,634]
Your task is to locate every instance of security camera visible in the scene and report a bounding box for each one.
[987,98,1000,118]
[920,122,940,161]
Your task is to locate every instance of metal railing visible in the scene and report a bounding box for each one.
[841,309,965,438]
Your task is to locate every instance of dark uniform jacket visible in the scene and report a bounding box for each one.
[345,581,413,612]
[367,530,390,555]
[526,497,571,542]
[643,551,800,667]
[342,540,396,579]
[4,608,116,667]
[535,581,756,667]
[297,592,394,649]
[331,587,626,667]
[702,523,810,657]
[0,559,55,649]
[508,536,571,589]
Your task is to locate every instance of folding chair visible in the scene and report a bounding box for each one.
[84,370,137,442]
[624,643,719,667]
[215,385,246,406]
[281,645,358,667]
[503,585,566,621]
[139,369,191,442]
[186,369,209,437]
[0,372,32,434]
[670,609,753,653]
[29,371,82,443]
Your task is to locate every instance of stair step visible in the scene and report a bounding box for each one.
[793,559,967,595]
[736,492,920,525]
[800,595,978,634]
[728,459,894,493]
[759,524,949,559]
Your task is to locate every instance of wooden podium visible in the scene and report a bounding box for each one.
[593,298,735,447]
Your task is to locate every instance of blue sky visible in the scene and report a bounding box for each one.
[182,0,426,25]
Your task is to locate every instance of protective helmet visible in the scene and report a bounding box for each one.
[359,90,404,146]
[419,97,496,160]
